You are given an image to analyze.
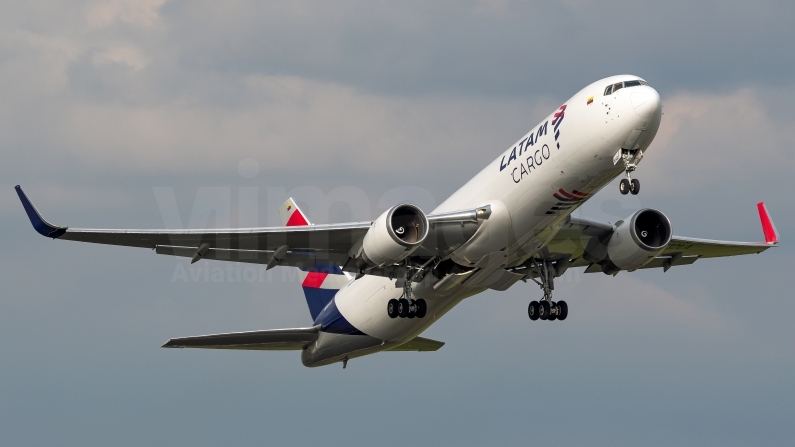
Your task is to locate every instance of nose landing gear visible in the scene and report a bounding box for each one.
[617,148,643,195]
[619,178,640,195]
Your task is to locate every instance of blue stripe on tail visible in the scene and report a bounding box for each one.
[302,287,337,321]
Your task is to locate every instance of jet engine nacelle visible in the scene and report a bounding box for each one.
[361,204,429,267]
[603,209,672,273]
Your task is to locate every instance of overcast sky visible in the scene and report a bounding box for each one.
[1,1,794,446]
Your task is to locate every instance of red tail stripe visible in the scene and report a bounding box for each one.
[286,210,309,226]
[302,272,328,288]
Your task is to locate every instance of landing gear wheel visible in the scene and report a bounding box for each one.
[619,179,630,195]
[557,300,568,321]
[630,179,640,195]
[398,298,410,318]
[528,301,540,321]
[387,299,399,318]
[548,302,558,321]
[539,301,551,320]
[416,299,427,318]
[407,299,416,319]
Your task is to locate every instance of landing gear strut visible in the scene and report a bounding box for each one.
[618,148,642,195]
[526,258,568,322]
[386,258,434,319]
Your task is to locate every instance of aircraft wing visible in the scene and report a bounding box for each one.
[162,326,321,350]
[15,186,482,272]
[544,203,778,273]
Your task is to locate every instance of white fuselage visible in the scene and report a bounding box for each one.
[302,75,663,366]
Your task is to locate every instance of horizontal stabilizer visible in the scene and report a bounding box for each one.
[387,336,445,352]
[162,326,320,351]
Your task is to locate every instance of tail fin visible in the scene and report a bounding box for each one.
[278,198,311,227]
[278,198,352,321]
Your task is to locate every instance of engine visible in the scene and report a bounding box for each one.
[360,204,429,267]
[600,209,672,274]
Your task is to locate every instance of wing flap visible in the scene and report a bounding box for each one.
[162,326,320,351]
[155,245,349,269]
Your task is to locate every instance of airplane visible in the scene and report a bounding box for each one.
[15,74,779,368]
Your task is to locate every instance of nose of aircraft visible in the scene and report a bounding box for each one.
[630,86,661,119]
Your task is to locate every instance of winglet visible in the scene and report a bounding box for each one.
[14,186,67,238]
[757,202,779,244]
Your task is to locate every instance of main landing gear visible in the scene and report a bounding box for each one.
[386,258,435,319]
[387,298,427,319]
[526,258,568,321]
[528,300,568,321]
[618,148,642,195]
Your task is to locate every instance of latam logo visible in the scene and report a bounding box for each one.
[551,104,566,151]
[545,188,589,215]
[500,104,568,185]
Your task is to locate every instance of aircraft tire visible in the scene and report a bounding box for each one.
[557,300,568,320]
[416,299,427,318]
[620,179,630,195]
[539,301,551,320]
[398,298,410,318]
[548,302,558,321]
[407,300,416,319]
[387,299,399,318]
[630,179,640,195]
[528,301,540,320]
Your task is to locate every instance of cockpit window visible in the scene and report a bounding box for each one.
[604,79,650,95]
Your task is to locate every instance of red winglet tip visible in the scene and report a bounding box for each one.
[757,202,779,244]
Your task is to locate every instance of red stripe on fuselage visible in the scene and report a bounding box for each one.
[557,189,577,199]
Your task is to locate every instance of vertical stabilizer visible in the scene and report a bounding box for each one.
[278,198,351,321]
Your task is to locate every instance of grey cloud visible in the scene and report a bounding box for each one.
[152,0,795,98]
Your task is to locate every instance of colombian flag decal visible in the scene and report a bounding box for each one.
[586,96,594,105]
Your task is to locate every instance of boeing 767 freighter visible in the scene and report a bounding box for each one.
[16,75,779,368]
